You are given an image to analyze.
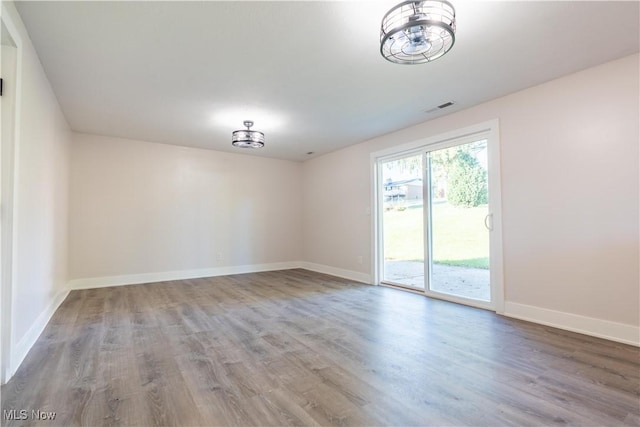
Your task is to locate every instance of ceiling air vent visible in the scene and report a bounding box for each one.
[425,101,456,114]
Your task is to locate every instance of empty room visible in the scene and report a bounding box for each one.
[1,0,639,426]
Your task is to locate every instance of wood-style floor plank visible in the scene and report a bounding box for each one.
[2,269,639,426]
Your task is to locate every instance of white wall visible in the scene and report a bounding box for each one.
[303,54,639,341]
[69,133,302,286]
[2,2,71,380]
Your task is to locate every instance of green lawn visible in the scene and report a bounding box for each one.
[383,202,489,269]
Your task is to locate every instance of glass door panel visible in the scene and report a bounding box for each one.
[427,140,490,301]
[381,154,425,289]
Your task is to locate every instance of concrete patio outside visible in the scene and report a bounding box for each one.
[384,260,490,301]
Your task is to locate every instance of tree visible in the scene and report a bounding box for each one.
[447,151,487,207]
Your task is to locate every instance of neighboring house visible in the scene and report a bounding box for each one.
[384,178,423,202]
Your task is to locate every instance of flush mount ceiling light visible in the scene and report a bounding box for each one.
[231,120,265,148]
[380,0,456,64]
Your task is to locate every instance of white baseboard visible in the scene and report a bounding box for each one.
[503,302,639,347]
[67,261,303,290]
[11,286,70,377]
[299,262,371,284]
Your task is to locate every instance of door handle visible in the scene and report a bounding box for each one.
[484,213,493,231]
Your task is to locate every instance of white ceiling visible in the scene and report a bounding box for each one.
[15,1,640,161]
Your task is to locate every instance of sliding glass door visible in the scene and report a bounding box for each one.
[380,154,425,289]
[377,130,500,309]
[427,140,490,301]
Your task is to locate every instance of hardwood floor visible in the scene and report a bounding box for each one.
[2,269,639,426]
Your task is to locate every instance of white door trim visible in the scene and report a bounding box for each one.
[1,4,23,384]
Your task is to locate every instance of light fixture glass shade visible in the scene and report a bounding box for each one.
[232,121,265,148]
[380,0,456,64]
